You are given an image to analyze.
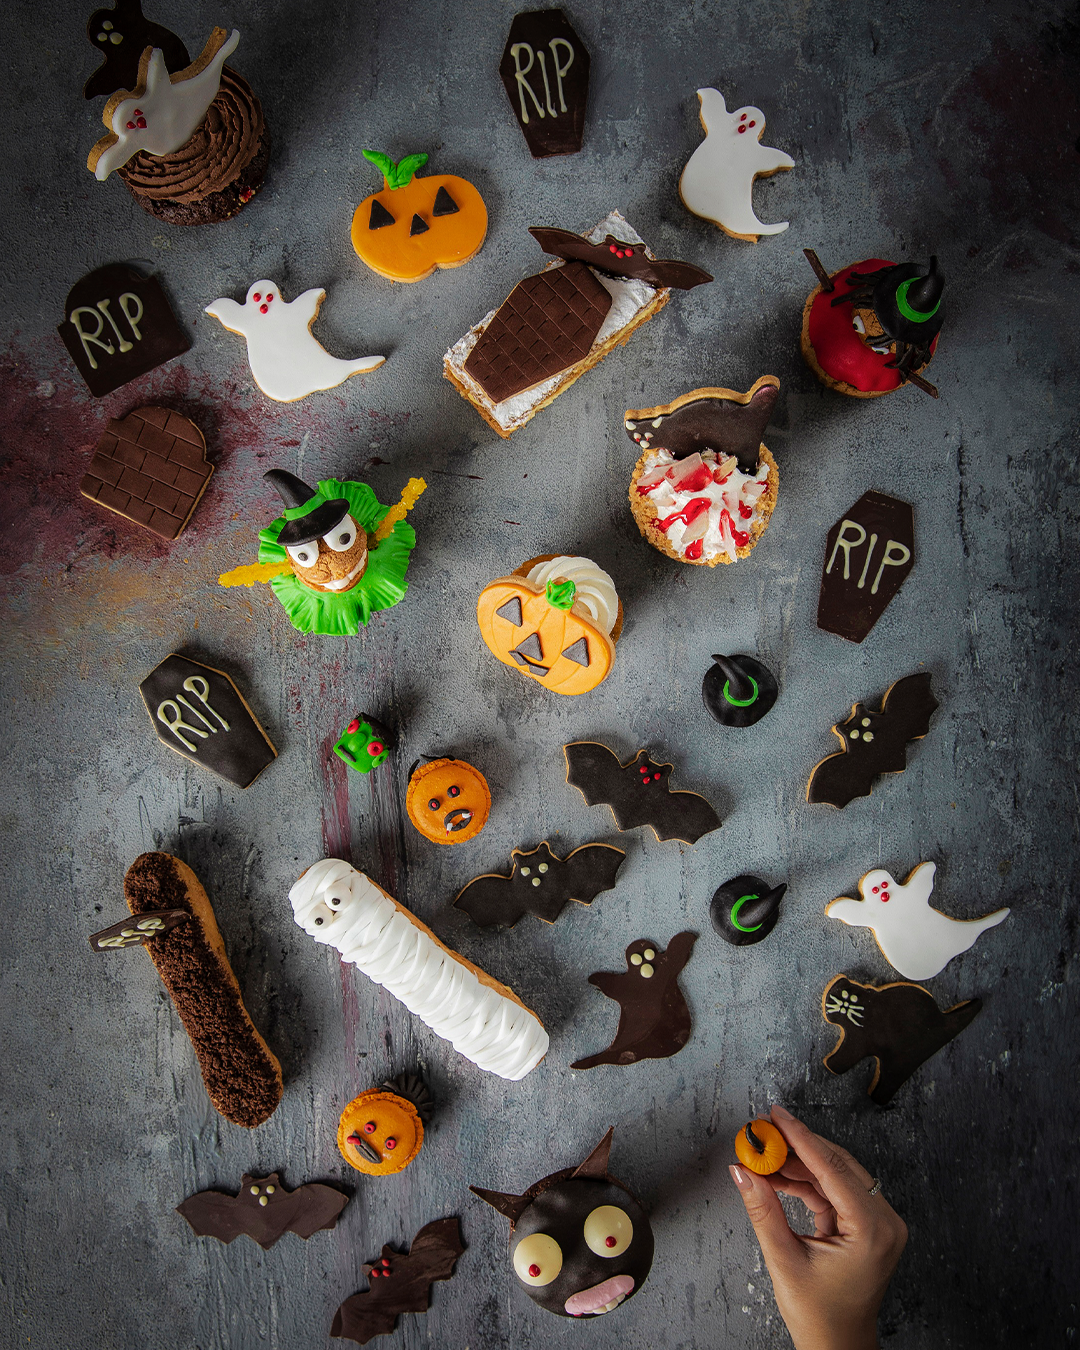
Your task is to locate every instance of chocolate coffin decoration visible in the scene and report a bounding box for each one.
[58,263,190,397]
[500,9,590,158]
[817,491,915,643]
[139,653,277,788]
[529,228,713,291]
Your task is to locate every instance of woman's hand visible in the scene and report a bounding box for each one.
[729,1105,907,1350]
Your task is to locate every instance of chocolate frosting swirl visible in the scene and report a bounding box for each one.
[118,68,264,203]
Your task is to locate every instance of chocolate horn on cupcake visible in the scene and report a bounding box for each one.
[702,653,778,727]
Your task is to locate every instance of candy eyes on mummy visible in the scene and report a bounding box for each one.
[286,519,360,566]
[312,895,345,926]
[512,1207,633,1284]
[427,786,461,810]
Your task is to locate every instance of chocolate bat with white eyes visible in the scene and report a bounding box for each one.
[177,1173,349,1249]
[454,841,625,927]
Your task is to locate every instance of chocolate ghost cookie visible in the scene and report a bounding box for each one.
[83,0,190,100]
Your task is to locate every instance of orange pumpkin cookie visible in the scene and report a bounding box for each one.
[734,1119,788,1175]
[405,757,491,845]
[338,1072,433,1176]
[351,150,487,282]
[477,555,622,696]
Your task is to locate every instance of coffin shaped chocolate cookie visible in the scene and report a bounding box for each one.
[817,491,914,642]
[140,653,277,788]
[58,263,190,397]
[500,9,590,158]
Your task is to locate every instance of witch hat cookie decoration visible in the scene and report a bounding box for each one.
[825,861,1009,981]
[205,282,384,402]
[702,654,778,727]
[351,150,487,281]
[710,875,786,946]
[801,249,943,398]
[679,88,794,242]
[217,471,424,638]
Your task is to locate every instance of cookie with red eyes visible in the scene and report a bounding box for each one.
[405,757,491,846]
[472,1128,654,1319]
[333,715,393,774]
[337,1072,433,1176]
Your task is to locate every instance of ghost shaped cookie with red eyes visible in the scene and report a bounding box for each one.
[472,1128,654,1319]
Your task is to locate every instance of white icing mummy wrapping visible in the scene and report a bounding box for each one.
[289,859,549,1081]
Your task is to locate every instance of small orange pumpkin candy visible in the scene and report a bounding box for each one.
[405,757,491,845]
[734,1119,789,1175]
[477,568,618,697]
[351,150,488,282]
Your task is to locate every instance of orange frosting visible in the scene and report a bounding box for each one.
[337,1089,423,1176]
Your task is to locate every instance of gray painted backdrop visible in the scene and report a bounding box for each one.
[1,0,1077,1346]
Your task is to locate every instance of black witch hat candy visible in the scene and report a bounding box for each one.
[702,653,778,727]
[710,875,786,946]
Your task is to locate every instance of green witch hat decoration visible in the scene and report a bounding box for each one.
[218,471,427,637]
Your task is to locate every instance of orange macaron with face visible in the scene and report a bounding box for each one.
[405,757,491,845]
[337,1074,433,1176]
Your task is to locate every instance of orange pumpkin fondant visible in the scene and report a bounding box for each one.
[477,561,619,696]
[405,757,491,845]
[351,150,487,282]
[338,1089,423,1176]
[734,1118,789,1175]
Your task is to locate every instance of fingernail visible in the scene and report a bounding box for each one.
[729,1164,753,1193]
[771,1104,795,1121]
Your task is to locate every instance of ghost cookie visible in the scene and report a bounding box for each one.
[352,150,487,282]
[801,249,944,398]
[826,861,1010,980]
[679,88,794,242]
[571,933,697,1070]
[472,1128,654,1319]
[626,377,779,566]
[83,0,190,99]
[822,974,982,1105]
[477,555,622,696]
[217,471,424,638]
[454,841,625,928]
[205,282,384,401]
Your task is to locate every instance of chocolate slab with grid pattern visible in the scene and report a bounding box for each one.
[463,261,612,403]
[80,407,213,541]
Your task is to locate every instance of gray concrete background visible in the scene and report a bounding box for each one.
[1,0,1077,1345]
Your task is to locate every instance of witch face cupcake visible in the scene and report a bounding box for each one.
[86,25,269,224]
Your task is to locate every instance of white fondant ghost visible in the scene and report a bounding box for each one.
[89,28,240,180]
[204,282,385,403]
[679,88,795,242]
[826,861,1010,981]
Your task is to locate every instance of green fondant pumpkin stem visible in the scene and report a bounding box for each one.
[362,149,429,190]
[546,578,576,610]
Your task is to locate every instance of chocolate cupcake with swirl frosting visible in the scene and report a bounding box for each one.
[86,25,269,225]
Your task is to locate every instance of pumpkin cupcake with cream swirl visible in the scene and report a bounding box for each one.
[478,555,622,696]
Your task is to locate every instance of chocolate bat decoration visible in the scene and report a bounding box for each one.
[176,1173,349,1250]
[331,1217,465,1344]
[807,673,939,809]
[572,932,697,1069]
[563,741,722,844]
[624,376,779,470]
[454,841,625,927]
[529,227,713,290]
[89,907,189,950]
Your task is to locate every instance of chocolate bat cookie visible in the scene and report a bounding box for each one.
[454,841,625,927]
[176,1172,348,1249]
[528,228,713,290]
[822,974,982,1105]
[331,1217,465,1344]
[572,932,697,1069]
[563,742,722,844]
[807,672,938,808]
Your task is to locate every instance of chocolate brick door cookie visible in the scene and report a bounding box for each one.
[80,407,212,540]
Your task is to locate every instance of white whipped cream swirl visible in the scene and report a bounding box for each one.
[525,556,619,634]
[289,859,548,1081]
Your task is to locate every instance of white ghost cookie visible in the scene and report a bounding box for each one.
[88,27,240,180]
[826,861,1010,981]
[679,87,794,242]
[204,282,385,402]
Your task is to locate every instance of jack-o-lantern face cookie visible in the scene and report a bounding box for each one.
[337,1073,433,1176]
[352,150,487,282]
[477,556,621,696]
[406,758,491,845]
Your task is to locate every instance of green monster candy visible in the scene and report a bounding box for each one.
[333,716,393,774]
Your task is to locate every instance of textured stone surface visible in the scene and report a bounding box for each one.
[0,0,1077,1346]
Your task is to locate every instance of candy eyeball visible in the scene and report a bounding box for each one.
[584,1205,633,1257]
[513,1232,563,1286]
[287,541,320,568]
[323,517,359,553]
[304,899,339,933]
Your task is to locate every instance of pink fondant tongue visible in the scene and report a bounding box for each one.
[564,1274,635,1316]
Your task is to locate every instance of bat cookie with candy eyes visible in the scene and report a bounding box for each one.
[454,841,625,928]
[563,742,721,844]
[176,1173,348,1249]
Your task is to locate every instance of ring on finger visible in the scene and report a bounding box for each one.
[867,1178,882,1197]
